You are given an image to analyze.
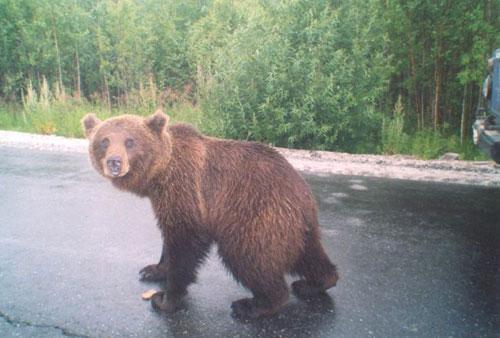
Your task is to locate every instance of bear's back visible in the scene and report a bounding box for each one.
[168,123,204,140]
[165,123,314,224]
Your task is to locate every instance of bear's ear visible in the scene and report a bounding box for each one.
[145,109,169,136]
[81,113,101,138]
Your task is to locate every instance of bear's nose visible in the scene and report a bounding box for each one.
[106,155,122,175]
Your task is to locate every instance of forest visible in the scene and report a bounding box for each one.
[0,0,499,158]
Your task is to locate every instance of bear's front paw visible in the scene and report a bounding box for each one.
[139,264,168,282]
[151,291,184,313]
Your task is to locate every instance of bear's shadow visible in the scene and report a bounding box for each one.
[156,292,336,338]
[244,293,336,336]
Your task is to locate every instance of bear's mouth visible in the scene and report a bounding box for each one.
[103,167,129,179]
[110,168,121,177]
[102,158,130,178]
[109,170,129,178]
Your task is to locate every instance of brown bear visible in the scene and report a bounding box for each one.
[82,110,338,319]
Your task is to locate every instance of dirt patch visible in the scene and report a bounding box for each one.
[277,148,500,187]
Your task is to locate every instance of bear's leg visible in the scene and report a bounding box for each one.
[139,244,168,282]
[292,232,339,299]
[151,233,212,312]
[231,276,289,319]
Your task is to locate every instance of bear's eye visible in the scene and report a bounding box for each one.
[125,138,135,149]
[100,138,110,150]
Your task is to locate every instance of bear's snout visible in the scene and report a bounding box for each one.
[106,155,123,177]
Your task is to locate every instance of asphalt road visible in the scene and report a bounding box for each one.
[0,146,498,338]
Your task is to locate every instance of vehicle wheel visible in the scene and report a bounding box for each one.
[491,142,500,164]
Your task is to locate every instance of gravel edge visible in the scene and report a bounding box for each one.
[1,130,499,187]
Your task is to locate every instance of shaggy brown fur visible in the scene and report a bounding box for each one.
[82,110,339,319]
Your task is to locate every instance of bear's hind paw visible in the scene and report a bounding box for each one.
[231,298,279,319]
[291,279,329,299]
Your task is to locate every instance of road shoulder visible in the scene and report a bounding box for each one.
[1,130,499,187]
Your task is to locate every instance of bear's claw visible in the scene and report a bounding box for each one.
[139,264,168,282]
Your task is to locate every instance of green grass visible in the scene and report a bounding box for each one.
[0,101,204,139]
[379,96,487,161]
[408,129,487,161]
[0,100,487,161]
[380,115,487,161]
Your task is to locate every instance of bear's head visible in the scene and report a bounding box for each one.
[81,110,171,195]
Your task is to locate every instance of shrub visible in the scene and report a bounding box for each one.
[380,96,409,154]
[190,0,390,152]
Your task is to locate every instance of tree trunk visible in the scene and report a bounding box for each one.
[36,69,41,93]
[51,14,65,98]
[404,11,421,125]
[485,0,491,23]
[420,91,425,129]
[103,75,111,112]
[460,84,468,144]
[433,39,443,130]
[75,47,81,99]
[408,45,420,123]
[433,67,441,129]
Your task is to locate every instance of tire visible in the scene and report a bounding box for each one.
[491,142,500,164]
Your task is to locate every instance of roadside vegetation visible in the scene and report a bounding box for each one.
[0,0,498,160]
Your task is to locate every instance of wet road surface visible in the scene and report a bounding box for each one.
[0,146,498,337]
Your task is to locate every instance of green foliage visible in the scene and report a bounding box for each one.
[380,97,485,160]
[381,96,409,155]
[0,79,203,137]
[409,129,454,160]
[191,0,389,152]
[382,0,500,129]
[0,105,26,131]
[406,129,486,161]
[0,0,205,102]
[0,0,498,158]
[0,102,203,138]
[380,95,486,160]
